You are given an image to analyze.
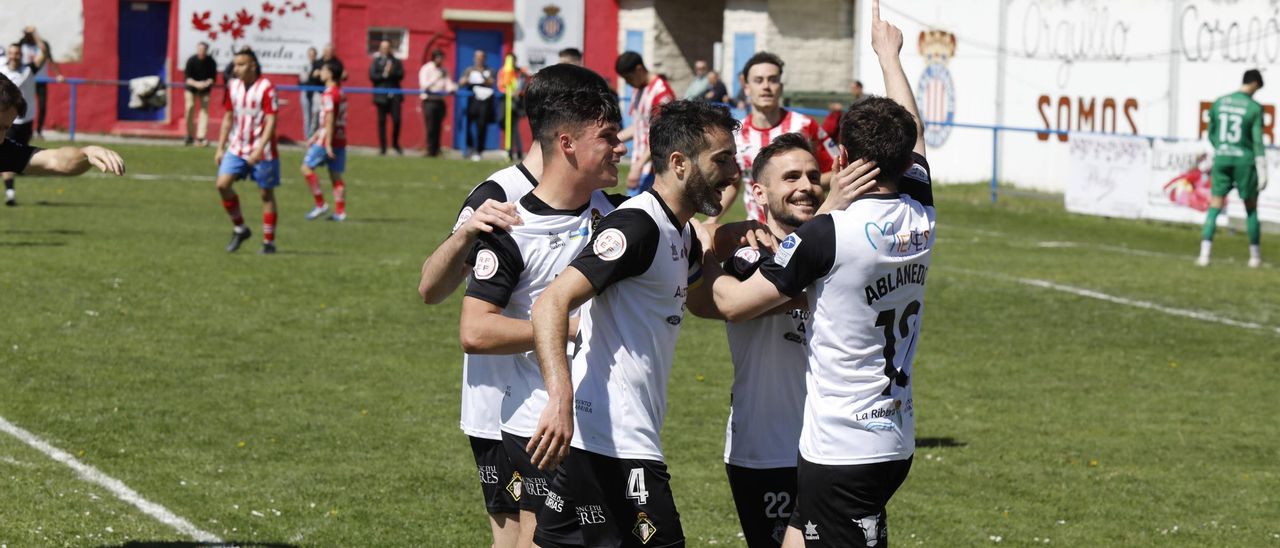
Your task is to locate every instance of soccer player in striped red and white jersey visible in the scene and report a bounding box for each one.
[711,52,840,224]
[215,48,281,254]
[616,51,676,196]
[301,61,349,222]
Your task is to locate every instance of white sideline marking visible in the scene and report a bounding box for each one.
[0,415,224,544]
[949,268,1280,335]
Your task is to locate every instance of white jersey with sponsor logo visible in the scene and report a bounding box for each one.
[567,190,702,461]
[722,247,808,469]
[222,77,279,161]
[460,190,621,438]
[760,153,934,466]
[456,163,540,440]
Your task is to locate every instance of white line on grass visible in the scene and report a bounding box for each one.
[0,415,224,544]
[948,267,1280,335]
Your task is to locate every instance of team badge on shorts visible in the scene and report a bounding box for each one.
[506,471,523,501]
[632,512,657,544]
[594,228,627,261]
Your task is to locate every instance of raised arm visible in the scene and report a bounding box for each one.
[527,266,596,470]
[872,0,925,157]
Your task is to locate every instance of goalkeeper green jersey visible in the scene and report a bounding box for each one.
[1207,91,1265,165]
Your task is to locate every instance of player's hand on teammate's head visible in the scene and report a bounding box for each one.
[820,158,880,214]
[460,199,523,236]
[871,0,904,58]
[83,146,126,176]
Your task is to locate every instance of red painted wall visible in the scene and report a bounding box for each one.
[40,0,620,152]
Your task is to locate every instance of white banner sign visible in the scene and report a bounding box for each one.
[178,0,331,75]
[514,0,584,73]
[0,0,83,63]
[1066,134,1150,219]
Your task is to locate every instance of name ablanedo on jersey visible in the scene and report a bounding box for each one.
[865,263,930,305]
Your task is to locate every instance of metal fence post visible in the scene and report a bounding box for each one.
[990,126,998,203]
[69,81,78,143]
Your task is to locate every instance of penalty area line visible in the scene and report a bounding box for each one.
[0,415,224,544]
[948,268,1280,335]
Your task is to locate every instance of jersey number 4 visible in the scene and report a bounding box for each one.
[626,468,649,505]
[874,300,921,396]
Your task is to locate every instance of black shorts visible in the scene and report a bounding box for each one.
[501,431,552,512]
[5,122,33,147]
[725,464,797,547]
[534,447,684,547]
[468,435,521,515]
[787,455,912,547]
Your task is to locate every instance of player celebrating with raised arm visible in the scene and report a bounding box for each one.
[301,61,349,222]
[698,3,932,546]
[458,64,628,548]
[1197,69,1268,268]
[527,100,740,547]
[708,52,840,224]
[215,48,281,254]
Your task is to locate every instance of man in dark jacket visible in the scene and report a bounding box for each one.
[183,42,218,146]
[369,40,404,155]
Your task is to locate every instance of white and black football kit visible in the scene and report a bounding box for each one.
[720,245,807,548]
[453,162,538,515]
[763,153,933,548]
[535,189,702,548]
[465,189,626,513]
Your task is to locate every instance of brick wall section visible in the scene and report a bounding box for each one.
[767,0,855,93]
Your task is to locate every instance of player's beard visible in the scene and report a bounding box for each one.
[686,167,726,217]
[768,189,819,230]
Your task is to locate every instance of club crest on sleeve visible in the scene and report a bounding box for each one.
[773,234,801,267]
[594,228,627,261]
[733,246,761,271]
[474,249,499,280]
[452,206,475,233]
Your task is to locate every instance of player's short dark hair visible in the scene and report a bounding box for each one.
[840,97,917,182]
[559,47,582,61]
[740,51,784,82]
[751,132,813,184]
[235,46,260,69]
[1244,69,1264,87]
[0,73,28,117]
[615,51,645,75]
[321,60,343,81]
[527,64,621,148]
[649,100,740,175]
[431,48,444,60]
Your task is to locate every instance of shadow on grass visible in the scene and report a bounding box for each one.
[32,201,99,208]
[3,228,86,235]
[917,437,966,449]
[0,241,68,247]
[98,542,299,548]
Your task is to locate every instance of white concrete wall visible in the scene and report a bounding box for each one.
[765,0,855,92]
[0,0,84,63]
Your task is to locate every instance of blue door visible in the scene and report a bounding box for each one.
[118,1,170,121]
[731,32,756,99]
[453,29,505,153]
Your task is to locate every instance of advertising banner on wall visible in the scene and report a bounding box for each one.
[514,0,585,73]
[178,0,332,75]
[1065,134,1150,219]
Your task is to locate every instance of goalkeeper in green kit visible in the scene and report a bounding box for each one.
[1198,69,1268,268]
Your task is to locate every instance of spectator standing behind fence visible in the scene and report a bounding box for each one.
[319,44,345,82]
[702,70,729,103]
[460,50,495,162]
[298,47,320,139]
[1,43,41,206]
[497,53,529,162]
[418,48,454,157]
[183,42,217,146]
[683,59,710,100]
[370,40,404,155]
[18,26,60,140]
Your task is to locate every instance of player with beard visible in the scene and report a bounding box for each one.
[527,100,740,547]
[715,131,880,547]
[459,64,628,548]
[699,3,932,546]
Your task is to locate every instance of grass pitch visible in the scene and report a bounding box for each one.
[1,142,1278,546]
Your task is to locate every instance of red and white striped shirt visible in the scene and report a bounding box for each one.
[629,76,675,174]
[223,77,279,161]
[310,86,347,148]
[734,109,839,222]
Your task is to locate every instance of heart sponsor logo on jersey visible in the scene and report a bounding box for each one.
[774,234,801,267]
[474,249,499,280]
[864,222,894,250]
[452,206,475,233]
[594,228,627,261]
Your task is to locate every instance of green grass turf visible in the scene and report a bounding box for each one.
[1,142,1278,546]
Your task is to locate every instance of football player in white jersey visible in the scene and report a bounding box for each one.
[715,131,881,547]
[415,65,610,548]
[458,64,628,548]
[699,3,931,546]
[527,100,741,547]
